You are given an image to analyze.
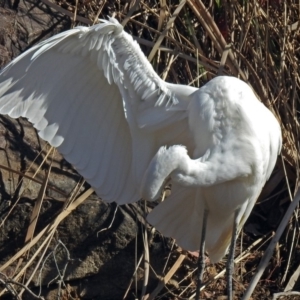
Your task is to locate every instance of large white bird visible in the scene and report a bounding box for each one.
[0,18,281,298]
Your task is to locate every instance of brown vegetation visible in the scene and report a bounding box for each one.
[0,0,299,299]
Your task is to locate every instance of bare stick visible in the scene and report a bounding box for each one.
[242,188,300,300]
[273,291,300,300]
[0,272,45,300]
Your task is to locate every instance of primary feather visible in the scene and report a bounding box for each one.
[0,18,281,262]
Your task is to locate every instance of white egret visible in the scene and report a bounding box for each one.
[0,18,281,298]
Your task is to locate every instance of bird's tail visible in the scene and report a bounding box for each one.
[147,184,249,263]
[147,184,204,253]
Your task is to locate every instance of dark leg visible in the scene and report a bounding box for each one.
[195,209,208,300]
[226,209,239,300]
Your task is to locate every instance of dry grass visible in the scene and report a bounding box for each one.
[0,0,299,299]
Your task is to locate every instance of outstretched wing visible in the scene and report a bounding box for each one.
[0,18,197,204]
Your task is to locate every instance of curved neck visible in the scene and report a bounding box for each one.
[140,145,191,200]
[141,144,253,201]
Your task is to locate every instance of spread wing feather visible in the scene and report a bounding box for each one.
[0,18,197,204]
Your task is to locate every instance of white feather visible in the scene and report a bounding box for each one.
[0,18,281,263]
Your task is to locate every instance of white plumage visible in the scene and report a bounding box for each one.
[0,18,281,265]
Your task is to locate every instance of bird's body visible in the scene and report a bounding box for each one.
[146,77,281,261]
[0,17,281,277]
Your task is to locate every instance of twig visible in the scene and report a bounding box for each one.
[43,240,72,299]
[148,254,186,300]
[242,188,300,300]
[0,272,45,300]
[123,253,144,299]
[97,205,118,236]
[284,263,300,292]
[273,291,300,300]
[188,233,272,299]
[0,188,94,274]
[148,0,186,62]
[40,0,93,25]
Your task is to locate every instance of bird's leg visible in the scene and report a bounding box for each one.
[226,209,239,300]
[195,209,208,300]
